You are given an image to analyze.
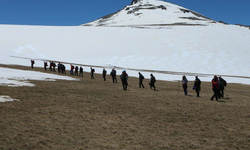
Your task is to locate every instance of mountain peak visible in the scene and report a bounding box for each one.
[130,0,142,5]
[82,0,214,27]
[130,0,143,5]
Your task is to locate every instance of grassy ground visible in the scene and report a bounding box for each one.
[0,65,250,150]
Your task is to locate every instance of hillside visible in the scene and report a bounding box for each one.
[1,65,250,149]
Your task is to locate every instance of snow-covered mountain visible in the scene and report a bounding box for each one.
[0,0,250,84]
[82,0,214,27]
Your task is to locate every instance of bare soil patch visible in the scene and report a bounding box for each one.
[1,65,250,150]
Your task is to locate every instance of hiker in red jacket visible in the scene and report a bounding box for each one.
[70,64,74,75]
[211,76,220,101]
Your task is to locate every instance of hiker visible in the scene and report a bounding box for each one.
[219,76,227,98]
[30,60,35,69]
[120,70,128,90]
[70,64,74,75]
[149,74,156,90]
[52,62,56,72]
[102,68,107,81]
[49,62,52,71]
[58,63,62,73]
[61,64,66,74]
[90,67,95,79]
[44,62,48,71]
[182,75,188,95]
[75,66,79,76]
[211,76,220,101]
[110,68,117,83]
[138,72,145,88]
[79,67,83,77]
[193,75,201,97]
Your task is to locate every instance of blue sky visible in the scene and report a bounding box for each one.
[0,0,249,26]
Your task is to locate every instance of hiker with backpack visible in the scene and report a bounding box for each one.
[120,70,128,90]
[211,76,220,101]
[193,75,201,97]
[219,76,227,98]
[30,60,35,69]
[44,62,48,71]
[52,62,56,72]
[182,75,188,95]
[138,72,145,88]
[110,68,117,83]
[90,67,95,79]
[102,68,107,81]
[149,74,156,90]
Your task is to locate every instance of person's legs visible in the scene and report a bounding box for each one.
[195,88,199,97]
[183,87,187,95]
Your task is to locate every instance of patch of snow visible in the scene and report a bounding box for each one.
[0,67,79,87]
[0,95,19,102]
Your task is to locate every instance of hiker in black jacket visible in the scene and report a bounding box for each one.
[193,75,201,97]
[61,64,66,74]
[44,62,48,71]
[120,70,128,90]
[79,67,83,77]
[219,76,227,98]
[149,74,156,90]
[75,66,79,76]
[138,72,145,88]
[31,60,35,69]
[110,68,117,83]
[102,68,107,81]
[90,67,95,79]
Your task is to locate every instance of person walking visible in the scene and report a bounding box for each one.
[211,76,220,101]
[120,70,128,90]
[31,60,35,69]
[182,75,188,96]
[62,64,66,74]
[79,67,83,77]
[90,67,95,79]
[52,62,56,72]
[58,63,62,73]
[44,62,48,71]
[110,68,117,83]
[219,76,227,98]
[70,64,74,75]
[149,74,156,90]
[49,62,52,71]
[193,75,201,97]
[138,72,145,88]
[102,68,107,81]
[75,66,79,76]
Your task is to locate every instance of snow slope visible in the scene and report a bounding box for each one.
[0,0,250,84]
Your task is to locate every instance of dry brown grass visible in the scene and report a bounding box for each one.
[1,65,250,150]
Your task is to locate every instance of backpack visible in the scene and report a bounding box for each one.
[219,82,224,90]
